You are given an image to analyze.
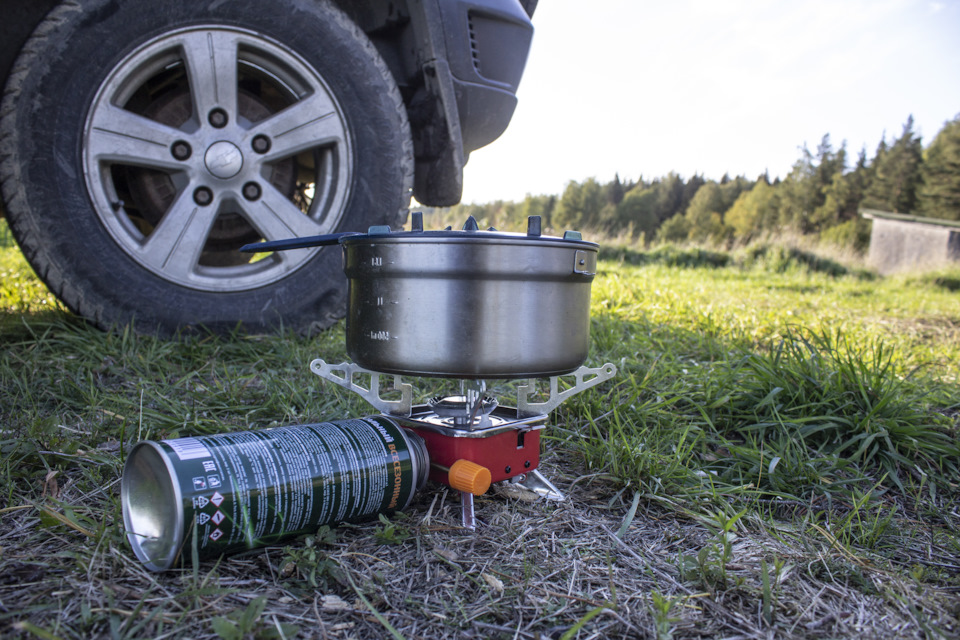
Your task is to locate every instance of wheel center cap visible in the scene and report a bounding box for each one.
[204,141,243,179]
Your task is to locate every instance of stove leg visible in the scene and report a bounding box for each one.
[519,469,565,501]
[460,491,476,530]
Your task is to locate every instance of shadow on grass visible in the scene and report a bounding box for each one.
[598,244,731,269]
[0,309,82,342]
[739,244,851,276]
[597,241,878,280]
[902,269,960,293]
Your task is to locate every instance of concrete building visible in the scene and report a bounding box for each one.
[861,209,960,275]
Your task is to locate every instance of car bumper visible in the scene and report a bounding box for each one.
[436,0,534,153]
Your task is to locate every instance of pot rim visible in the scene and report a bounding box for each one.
[240,214,598,254]
[340,230,598,249]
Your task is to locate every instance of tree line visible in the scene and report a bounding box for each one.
[425,113,960,250]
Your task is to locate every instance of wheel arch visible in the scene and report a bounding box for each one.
[330,0,467,207]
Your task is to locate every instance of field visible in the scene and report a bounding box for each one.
[2,225,960,639]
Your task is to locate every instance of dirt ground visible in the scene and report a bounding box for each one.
[3,450,958,640]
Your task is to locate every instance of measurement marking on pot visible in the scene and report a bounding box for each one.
[371,257,383,266]
[370,330,390,341]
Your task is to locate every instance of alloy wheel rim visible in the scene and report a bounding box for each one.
[83,26,353,291]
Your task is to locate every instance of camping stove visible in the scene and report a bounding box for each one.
[311,359,617,530]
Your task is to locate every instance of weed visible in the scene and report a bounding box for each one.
[759,556,787,626]
[345,571,408,640]
[373,512,413,545]
[211,596,298,640]
[678,510,745,591]
[558,602,614,640]
[649,590,681,640]
[280,530,341,590]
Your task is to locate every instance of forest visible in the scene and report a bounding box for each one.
[429,113,960,250]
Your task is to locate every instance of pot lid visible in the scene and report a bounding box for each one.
[239,214,597,253]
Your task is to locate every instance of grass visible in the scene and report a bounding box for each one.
[2,228,959,638]
[0,225,60,323]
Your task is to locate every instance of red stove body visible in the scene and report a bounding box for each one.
[401,407,546,486]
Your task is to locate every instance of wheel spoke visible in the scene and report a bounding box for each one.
[138,190,219,279]
[249,93,346,160]
[246,182,327,241]
[87,105,187,171]
[180,30,239,121]
[82,23,362,293]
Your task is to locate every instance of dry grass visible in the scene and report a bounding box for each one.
[3,450,959,639]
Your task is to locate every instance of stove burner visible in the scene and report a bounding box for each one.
[428,394,498,428]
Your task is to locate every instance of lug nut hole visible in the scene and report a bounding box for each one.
[242,182,262,201]
[208,108,229,128]
[170,140,192,160]
[193,186,213,206]
[251,134,271,154]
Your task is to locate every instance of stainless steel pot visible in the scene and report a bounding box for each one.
[243,215,599,378]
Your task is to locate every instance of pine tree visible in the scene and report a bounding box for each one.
[653,172,686,223]
[813,172,851,230]
[918,114,960,221]
[809,136,850,230]
[844,147,871,221]
[518,194,556,229]
[863,116,924,213]
[777,144,818,232]
[815,134,846,192]
[615,186,658,240]
[604,173,626,206]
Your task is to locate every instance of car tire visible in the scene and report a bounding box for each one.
[0,0,413,334]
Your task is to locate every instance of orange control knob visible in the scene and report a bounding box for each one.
[448,459,492,496]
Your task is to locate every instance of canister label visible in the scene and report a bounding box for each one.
[122,416,425,570]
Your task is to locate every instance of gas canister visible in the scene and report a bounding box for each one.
[121,417,428,571]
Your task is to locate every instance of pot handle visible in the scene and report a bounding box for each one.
[239,232,362,253]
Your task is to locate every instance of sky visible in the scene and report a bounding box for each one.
[458,0,960,204]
